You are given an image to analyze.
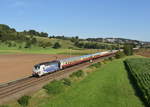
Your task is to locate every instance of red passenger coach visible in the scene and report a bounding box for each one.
[59,50,117,69]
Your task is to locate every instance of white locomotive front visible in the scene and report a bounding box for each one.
[32,61,60,77]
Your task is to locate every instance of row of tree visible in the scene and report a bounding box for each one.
[22,30,48,37]
[74,41,119,50]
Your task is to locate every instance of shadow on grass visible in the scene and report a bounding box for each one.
[124,61,148,107]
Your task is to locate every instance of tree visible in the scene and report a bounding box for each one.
[71,36,79,42]
[53,42,61,49]
[115,51,125,59]
[28,30,38,35]
[40,32,48,37]
[75,36,79,40]
[74,41,84,48]
[31,38,37,44]
[38,41,52,48]
[24,41,31,48]
[17,95,31,107]
[18,45,22,49]
[8,42,12,47]
[123,44,133,56]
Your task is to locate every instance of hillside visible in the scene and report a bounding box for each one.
[0,24,77,49]
[1,24,147,55]
[0,24,120,55]
[35,36,76,49]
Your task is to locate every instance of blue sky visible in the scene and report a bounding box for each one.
[0,0,150,41]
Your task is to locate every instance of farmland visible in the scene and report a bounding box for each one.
[125,58,150,106]
[0,24,118,55]
[0,54,71,83]
[135,49,150,57]
[7,57,144,107]
[0,47,105,55]
[0,37,106,55]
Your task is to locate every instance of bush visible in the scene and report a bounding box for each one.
[38,41,52,48]
[115,51,125,59]
[43,80,64,95]
[24,41,31,48]
[31,37,37,44]
[18,45,22,49]
[108,57,113,61]
[104,59,110,62]
[17,95,31,107]
[53,42,61,49]
[12,43,16,47]
[62,78,71,86]
[89,62,101,68]
[70,70,84,78]
[8,42,12,47]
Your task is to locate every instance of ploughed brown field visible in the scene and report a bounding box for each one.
[136,49,150,57]
[0,54,71,83]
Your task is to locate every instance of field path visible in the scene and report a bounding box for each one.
[37,59,144,107]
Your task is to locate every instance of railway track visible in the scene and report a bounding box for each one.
[0,55,114,103]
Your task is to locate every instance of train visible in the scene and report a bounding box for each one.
[32,50,118,77]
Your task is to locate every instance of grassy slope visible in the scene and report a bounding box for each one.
[15,57,144,107]
[35,37,76,49]
[0,37,106,55]
[0,38,75,54]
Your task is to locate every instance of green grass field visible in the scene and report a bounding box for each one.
[0,48,105,55]
[7,56,144,107]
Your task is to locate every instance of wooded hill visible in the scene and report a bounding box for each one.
[0,24,134,50]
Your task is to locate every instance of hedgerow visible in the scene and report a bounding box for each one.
[108,57,113,61]
[17,95,31,107]
[89,62,101,68]
[43,80,64,95]
[62,78,72,86]
[115,51,125,59]
[70,70,84,78]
